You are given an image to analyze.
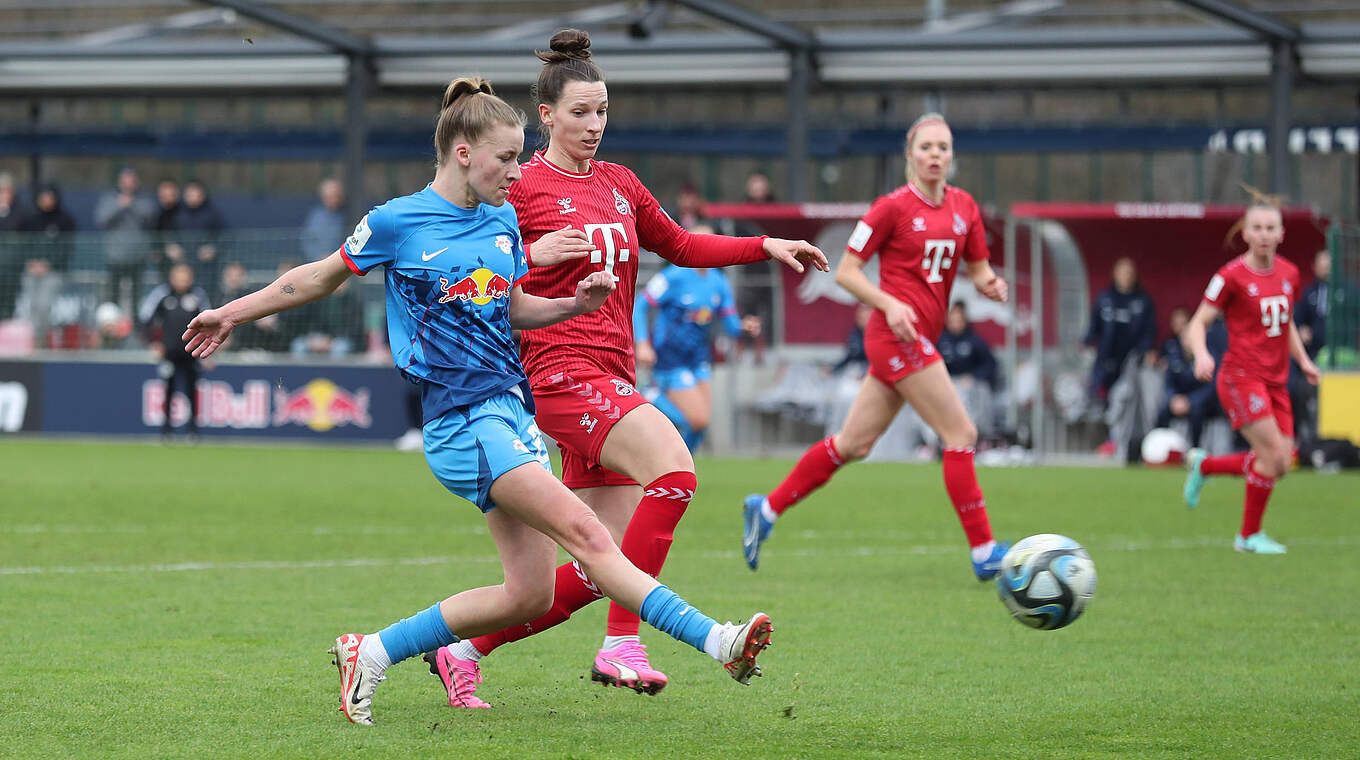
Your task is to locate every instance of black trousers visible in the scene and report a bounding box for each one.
[162,354,200,432]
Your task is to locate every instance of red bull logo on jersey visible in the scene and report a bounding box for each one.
[439,268,512,307]
[273,378,372,432]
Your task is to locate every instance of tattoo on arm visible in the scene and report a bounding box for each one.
[280,283,295,295]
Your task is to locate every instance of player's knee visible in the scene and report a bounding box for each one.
[940,420,978,449]
[560,512,618,562]
[836,433,874,461]
[683,407,709,432]
[504,582,555,622]
[1267,450,1291,479]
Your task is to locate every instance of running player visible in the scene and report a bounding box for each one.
[741,112,1011,579]
[634,244,761,452]
[1181,197,1321,553]
[426,30,824,707]
[181,77,773,726]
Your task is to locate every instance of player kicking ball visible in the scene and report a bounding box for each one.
[183,76,771,726]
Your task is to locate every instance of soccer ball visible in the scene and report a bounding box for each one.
[1141,427,1188,467]
[995,534,1097,630]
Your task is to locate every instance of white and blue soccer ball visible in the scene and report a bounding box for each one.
[996,534,1097,630]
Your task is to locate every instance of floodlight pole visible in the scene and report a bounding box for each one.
[788,47,812,202]
[198,0,376,221]
[1268,40,1296,195]
[344,54,376,226]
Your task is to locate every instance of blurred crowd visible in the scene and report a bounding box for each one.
[0,169,364,357]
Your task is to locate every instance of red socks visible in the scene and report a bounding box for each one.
[1241,465,1276,538]
[469,560,604,656]
[768,437,846,515]
[1200,451,1251,476]
[942,447,994,548]
[605,471,696,637]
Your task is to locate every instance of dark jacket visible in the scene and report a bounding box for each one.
[1085,286,1156,390]
[17,186,77,273]
[938,325,999,388]
[139,283,211,359]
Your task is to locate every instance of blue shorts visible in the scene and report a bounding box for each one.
[653,363,712,393]
[423,388,552,513]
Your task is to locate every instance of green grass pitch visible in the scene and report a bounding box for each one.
[2,439,1357,759]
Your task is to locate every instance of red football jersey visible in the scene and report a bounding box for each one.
[846,183,989,343]
[1202,254,1300,385]
[512,151,763,384]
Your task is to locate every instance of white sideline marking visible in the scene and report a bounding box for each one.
[2,535,1354,577]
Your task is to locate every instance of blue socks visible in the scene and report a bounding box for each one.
[639,584,717,653]
[375,602,458,665]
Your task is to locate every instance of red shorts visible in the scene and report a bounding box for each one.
[531,368,648,489]
[1216,370,1293,437]
[865,330,943,387]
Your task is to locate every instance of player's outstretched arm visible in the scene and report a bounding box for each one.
[1183,302,1220,382]
[183,251,352,358]
[508,271,615,330]
[762,237,830,274]
[966,259,1009,302]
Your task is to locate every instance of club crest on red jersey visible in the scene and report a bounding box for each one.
[952,213,967,235]
[1282,280,1292,295]
[612,187,631,216]
[1248,283,1259,296]
[611,378,636,396]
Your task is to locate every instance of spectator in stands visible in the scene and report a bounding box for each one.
[0,173,24,231]
[1086,257,1157,457]
[829,303,872,376]
[177,179,226,299]
[301,177,346,262]
[1156,306,1226,449]
[139,262,210,440]
[1296,249,1329,360]
[95,167,156,314]
[674,183,705,229]
[151,178,183,278]
[1085,256,1157,402]
[1291,249,1331,446]
[938,301,1000,436]
[0,173,30,318]
[289,277,365,358]
[744,170,775,203]
[14,185,76,349]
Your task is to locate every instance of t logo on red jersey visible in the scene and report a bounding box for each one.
[922,239,956,284]
[1259,295,1289,337]
[585,222,631,282]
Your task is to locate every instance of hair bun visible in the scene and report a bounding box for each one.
[538,28,592,64]
[442,76,495,111]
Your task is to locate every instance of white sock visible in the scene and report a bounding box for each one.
[760,500,778,524]
[702,624,727,661]
[601,634,639,651]
[447,639,484,662]
[970,540,997,563]
[361,632,392,673]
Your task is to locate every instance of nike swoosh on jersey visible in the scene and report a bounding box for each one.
[422,247,449,261]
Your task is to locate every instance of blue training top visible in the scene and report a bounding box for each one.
[634,265,742,371]
[341,185,530,422]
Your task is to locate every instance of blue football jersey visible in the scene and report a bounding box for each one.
[635,265,741,371]
[342,186,530,421]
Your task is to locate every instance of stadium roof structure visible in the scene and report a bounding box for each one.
[2,0,1354,204]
